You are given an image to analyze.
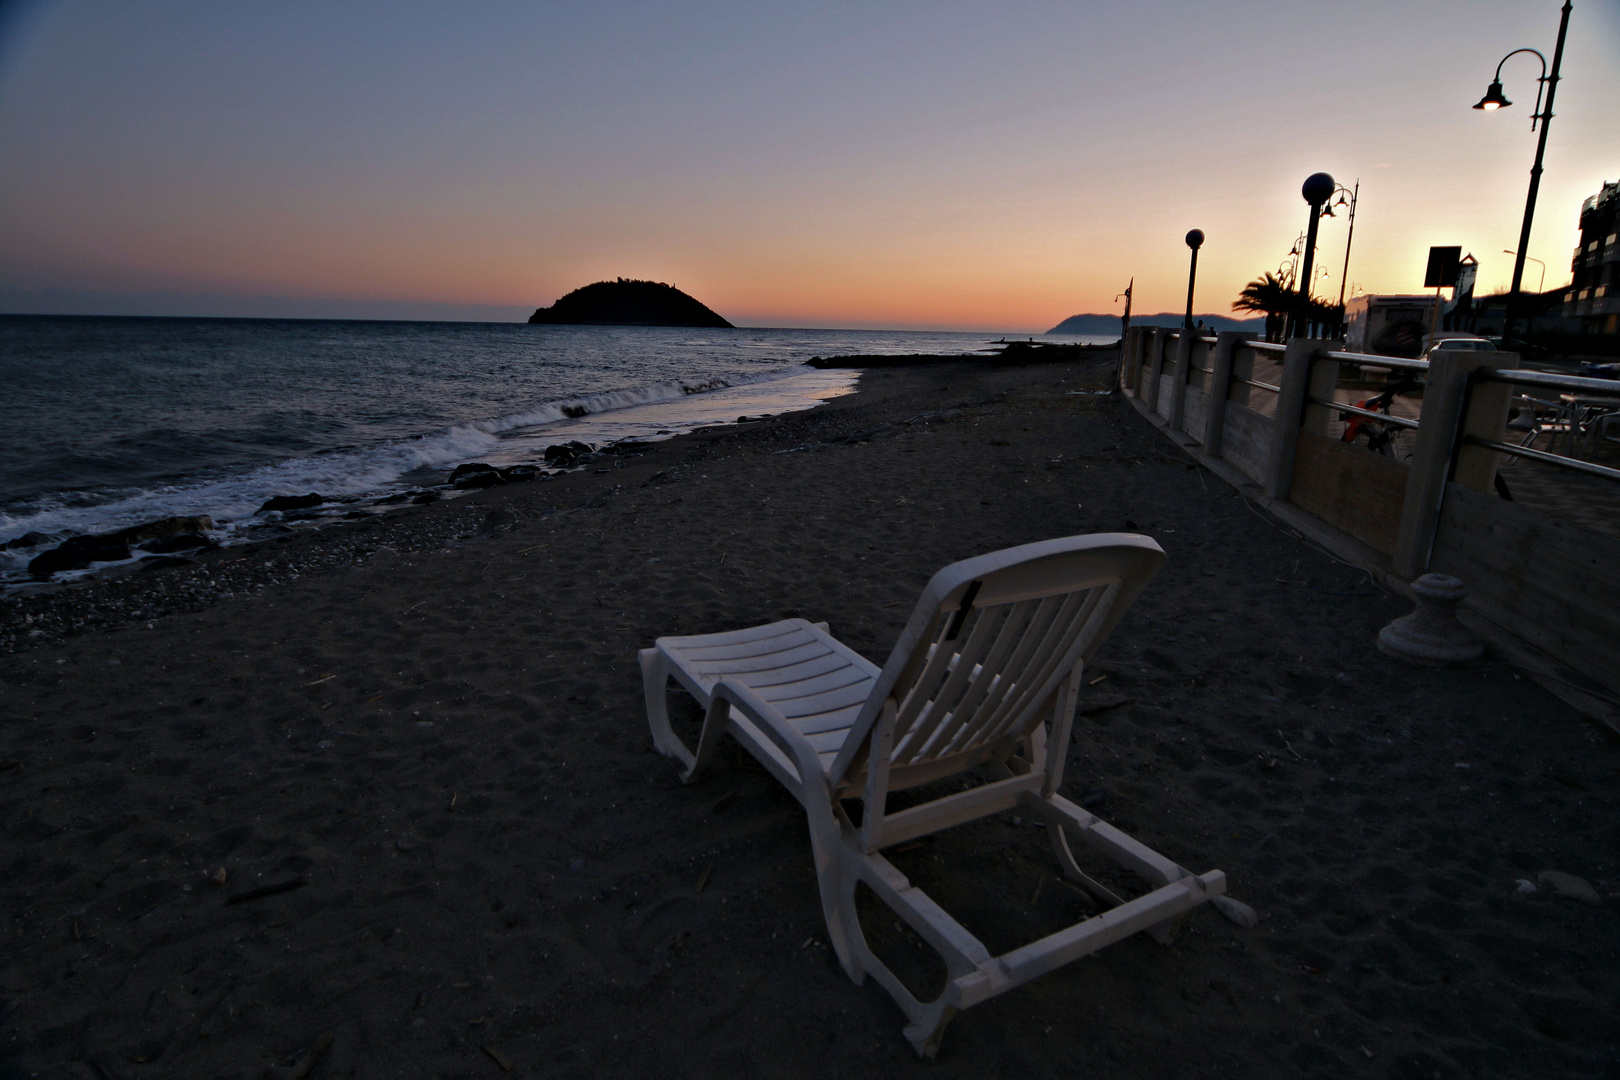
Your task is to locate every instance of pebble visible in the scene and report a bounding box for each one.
[396,833,419,852]
[1538,870,1602,906]
[1515,879,1537,894]
[569,858,586,872]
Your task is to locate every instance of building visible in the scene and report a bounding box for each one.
[1563,180,1619,335]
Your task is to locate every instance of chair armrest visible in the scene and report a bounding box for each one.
[712,679,830,789]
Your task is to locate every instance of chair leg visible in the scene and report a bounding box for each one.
[640,649,696,773]
[806,801,865,984]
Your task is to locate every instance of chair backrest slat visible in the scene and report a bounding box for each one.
[967,585,1111,750]
[924,594,1064,757]
[828,534,1166,791]
[893,598,1033,764]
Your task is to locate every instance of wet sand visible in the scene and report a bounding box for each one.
[1,356,1616,1079]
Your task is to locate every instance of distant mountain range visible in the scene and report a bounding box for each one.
[1047,312,1265,335]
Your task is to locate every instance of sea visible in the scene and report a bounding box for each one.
[0,315,1113,585]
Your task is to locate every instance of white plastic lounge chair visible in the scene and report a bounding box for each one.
[641,533,1226,1056]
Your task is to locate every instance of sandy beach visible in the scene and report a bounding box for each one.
[1,355,1616,1079]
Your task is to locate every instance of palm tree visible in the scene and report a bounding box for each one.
[1232,272,1294,342]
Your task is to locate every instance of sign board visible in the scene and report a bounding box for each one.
[1424,246,1462,288]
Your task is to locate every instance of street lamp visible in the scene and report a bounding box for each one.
[1288,172,1336,339]
[1504,249,1546,294]
[1473,0,1573,340]
[1322,180,1360,311]
[1183,229,1204,331]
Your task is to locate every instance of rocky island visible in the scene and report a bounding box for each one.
[527,278,733,328]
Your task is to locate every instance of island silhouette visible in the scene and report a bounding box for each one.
[527,278,733,328]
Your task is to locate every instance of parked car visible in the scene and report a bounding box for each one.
[1422,336,1495,358]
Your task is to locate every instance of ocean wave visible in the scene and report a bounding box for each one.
[0,369,797,562]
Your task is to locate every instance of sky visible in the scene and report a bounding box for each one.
[0,0,1616,331]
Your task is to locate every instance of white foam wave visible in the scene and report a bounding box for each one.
[0,369,801,568]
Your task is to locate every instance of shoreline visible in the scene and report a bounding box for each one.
[1,350,1615,1078]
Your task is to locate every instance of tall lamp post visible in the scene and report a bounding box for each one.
[1183,230,1204,331]
[1327,180,1360,311]
[1289,172,1337,340]
[1473,0,1572,341]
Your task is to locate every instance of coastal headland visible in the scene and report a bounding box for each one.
[527,279,733,328]
[0,355,1613,1078]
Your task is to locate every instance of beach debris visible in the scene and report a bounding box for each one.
[1515,879,1537,894]
[210,867,228,886]
[1211,896,1258,928]
[772,444,810,455]
[300,673,337,688]
[1377,573,1484,667]
[695,865,712,894]
[257,493,323,514]
[481,1044,515,1072]
[262,1032,333,1080]
[1537,870,1602,906]
[225,876,306,905]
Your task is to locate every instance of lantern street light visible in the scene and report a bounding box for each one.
[1473,0,1573,340]
[1504,249,1546,294]
[1183,230,1204,332]
[1288,172,1336,339]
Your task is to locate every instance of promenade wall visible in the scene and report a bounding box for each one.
[1119,326,1620,718]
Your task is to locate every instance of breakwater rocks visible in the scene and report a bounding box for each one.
[2,441,617,585]
[807,341,1115,369]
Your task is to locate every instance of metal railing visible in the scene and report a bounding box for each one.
[1475,367,1620,483]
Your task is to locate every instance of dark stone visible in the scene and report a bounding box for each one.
[139,533,217,554]
[28,534,133,576]
[1,531,56,551]
[257,493,323,514]
[411,492,440,505]
[449,463,497,482]
[117,515,213,545]
[543,441,595,468]
[454,471,506,490]
[527,278,733,328]
[500,464,541,482]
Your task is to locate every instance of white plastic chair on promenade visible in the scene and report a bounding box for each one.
[641,534,1226,1055]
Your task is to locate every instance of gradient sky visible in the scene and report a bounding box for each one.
[1,0,1617,330]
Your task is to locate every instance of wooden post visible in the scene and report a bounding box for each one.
[1168,331,1194,431]
[1203,331,1250,457]
[1391,349,1521,579]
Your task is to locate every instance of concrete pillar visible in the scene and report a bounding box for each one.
[1391,349,1520,579]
